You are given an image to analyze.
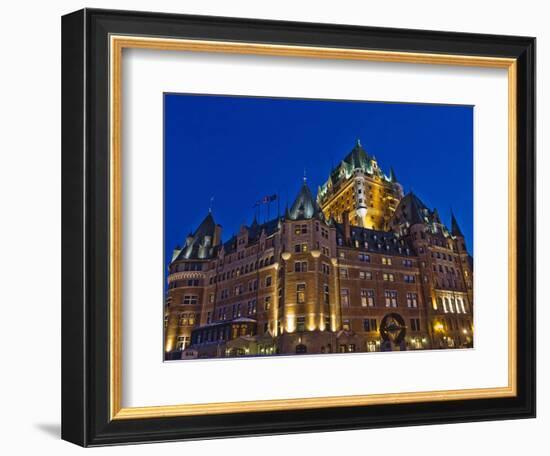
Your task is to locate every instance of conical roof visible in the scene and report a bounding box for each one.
[288,180,321,220]
[394,191,430,225]
[173,212,217,261]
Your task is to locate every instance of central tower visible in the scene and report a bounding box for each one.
[317,139,403,230]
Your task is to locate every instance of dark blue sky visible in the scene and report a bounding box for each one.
[164,94,473,267]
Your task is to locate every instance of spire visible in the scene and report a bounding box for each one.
[288,179,321,220]
[389,167,397,183]
[451,211,464,237]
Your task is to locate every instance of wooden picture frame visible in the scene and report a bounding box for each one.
[62,8,535,446]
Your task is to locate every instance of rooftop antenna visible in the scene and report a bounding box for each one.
[208,196,214,213]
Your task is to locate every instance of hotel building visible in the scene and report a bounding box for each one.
[164,140,474,359]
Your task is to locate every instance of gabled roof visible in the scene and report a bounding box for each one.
[173,212,217,261]
[288,180,321,220]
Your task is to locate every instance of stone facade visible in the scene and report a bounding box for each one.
[164,141,473,360]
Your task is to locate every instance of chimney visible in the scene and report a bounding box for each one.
[213,224,222,247]
[343,211,351,245]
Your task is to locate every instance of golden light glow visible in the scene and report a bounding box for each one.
[281,252,291,261]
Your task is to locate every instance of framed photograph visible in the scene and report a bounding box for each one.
[61,8,535,446]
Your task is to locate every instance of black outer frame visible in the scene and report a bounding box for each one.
[61,8,536,447]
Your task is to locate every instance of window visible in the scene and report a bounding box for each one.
[363,318,377,332]
[164,315,168,328]
[358,253,370,262]
[342,319,351,331]
[235,285,243,296]
[187,279,199,286]
[381,257,392,265]
[264,296,272,311]
[322,263,330,275]
[265,275,272,287]
[294,224,308,234]
[178,313,188,326]
[340,289,350,306]
[294,261,308,272]
[294,243,308,253]
[208,293,215,304]
[402,259,413,267]
[443,297,449,313]
[410,318,421,331]
[206,311,212,324]
[450,298,457,313]
[459,298,467,313]
[182,295,198,305]
[296,283,306,303]
[176,336,190,351]
[404,274,416,283]
[384,290,398,307]
[361,289,375,307]
[297,316,305,332]
[359,270,372,280]
[406,292,418,308]
[323,284,330,304]
[340,268,349,279]
[383,273,395,282]
[321,228,329,239]
[321,246,330,256]
[247,300,257,315]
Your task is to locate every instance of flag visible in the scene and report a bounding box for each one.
[261,194,277,203]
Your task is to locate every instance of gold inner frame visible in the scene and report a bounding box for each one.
[109,35,517,420]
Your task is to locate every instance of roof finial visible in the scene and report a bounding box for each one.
[303,168,307,183]
[356,138,361,147]
[208,195,214,213]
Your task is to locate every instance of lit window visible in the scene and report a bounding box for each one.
[384,290,398,307]
[182,295,198,305]
[342,319,351,331]
[264,296,272,310]
[340,289,350,306]
[361,289,375,307]
[359,270,372,280]
[406,292,418,308]
[340,268,349,279]
[296,283,306,303]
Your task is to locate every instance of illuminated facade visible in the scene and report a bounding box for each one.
[164,141,474,360]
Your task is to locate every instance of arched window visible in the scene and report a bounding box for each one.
[437,297,443,310]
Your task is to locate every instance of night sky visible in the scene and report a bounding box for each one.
[164,94,473,271]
